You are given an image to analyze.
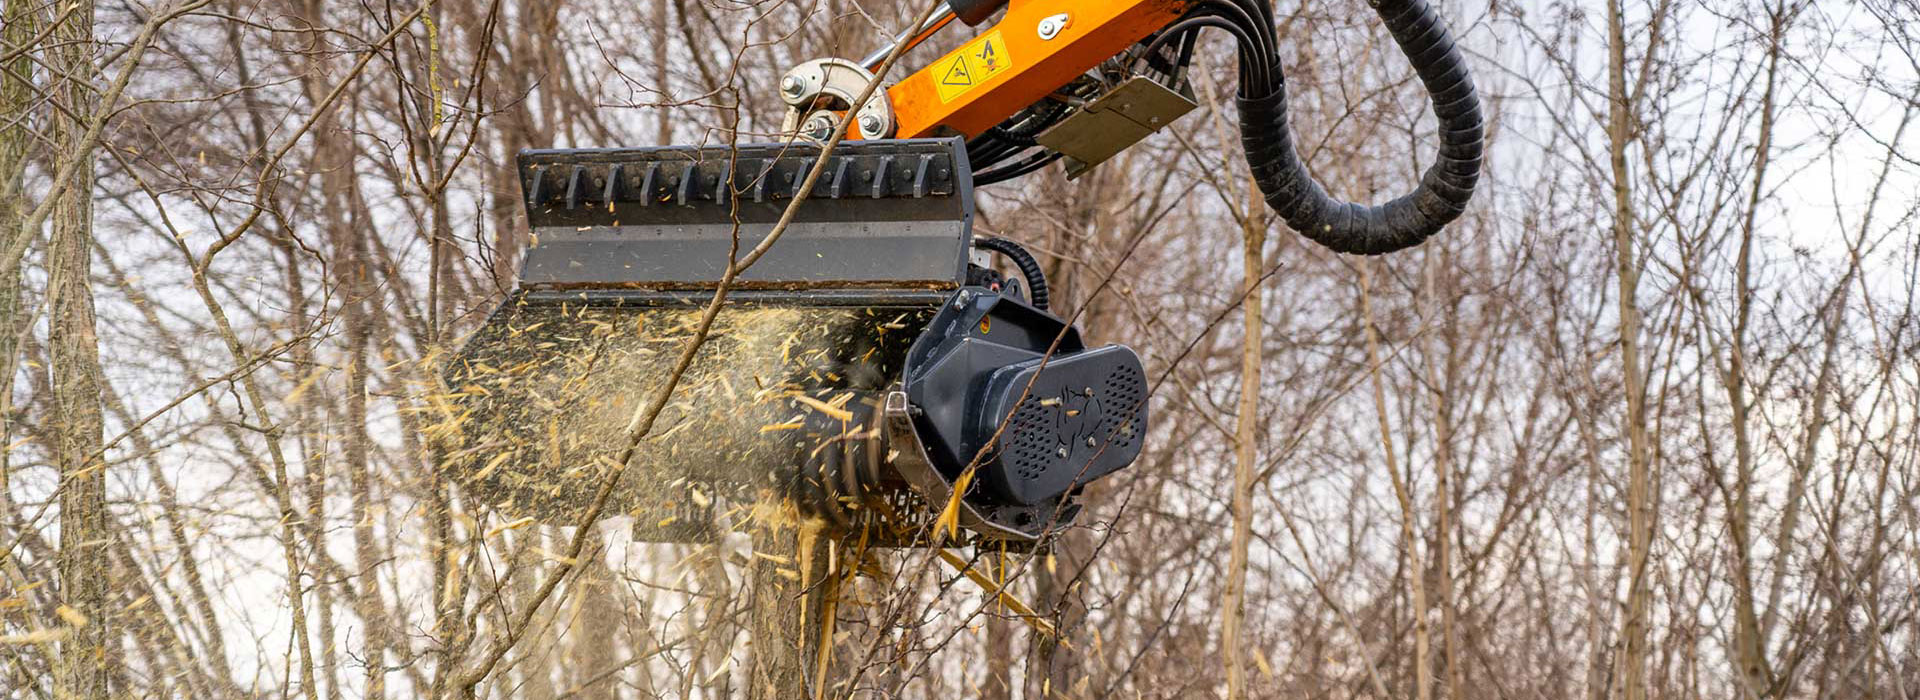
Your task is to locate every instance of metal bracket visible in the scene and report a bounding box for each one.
[1037,12,1071,40]
[779,58,897,141]
[882,389,1048,543]
[1035,76,1197,179]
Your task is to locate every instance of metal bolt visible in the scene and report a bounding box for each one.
[803,115,835,141]
[1056,446,1069,458]
[1085,436,1097,447]
[781,76,804,96]
[859,115,883,134]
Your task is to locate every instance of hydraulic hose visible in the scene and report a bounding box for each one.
[975,151,1062,187]
[1238,0,1483,255]
[973,236,1050,310]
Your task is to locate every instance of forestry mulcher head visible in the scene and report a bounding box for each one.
[444,138,1147,544]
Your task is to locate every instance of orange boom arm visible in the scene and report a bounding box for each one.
[887,0,1194,138]
[771,0,1483,254]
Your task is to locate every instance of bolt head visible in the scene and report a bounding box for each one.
[781,76,804,96]
[859,115,883,134]
[802,115,836,140]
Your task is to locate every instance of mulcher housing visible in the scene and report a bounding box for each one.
[443,137,1148,543]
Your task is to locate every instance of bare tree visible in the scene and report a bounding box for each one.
[0,1,1913,698]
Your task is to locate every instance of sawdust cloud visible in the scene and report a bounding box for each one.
[437,298,932,530]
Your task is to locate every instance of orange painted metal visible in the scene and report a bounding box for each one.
[887,0,1194,139]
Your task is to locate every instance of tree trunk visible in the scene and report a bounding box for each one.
[1361,260,1431,700]
[1424,252,1466,700]
[747,497,832,700]
[1027,541,1082,700]
[573,529,623,700]
[1606,2,1656,699]
[0,0,40,513]
[652,0,673,145]
[48,1,113,695]
[1725,7,1789,697]
[512,530,561,700]
[1222,175,1265,700]
[982,551,1014,700]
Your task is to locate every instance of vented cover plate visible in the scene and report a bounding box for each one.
[978,346,1148,505]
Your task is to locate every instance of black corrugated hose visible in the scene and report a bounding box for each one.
[973,236,1050,310]
[965,0,1481,253]
[1236,0,1483,254]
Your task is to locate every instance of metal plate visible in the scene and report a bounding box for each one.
[1035,76,1197,178]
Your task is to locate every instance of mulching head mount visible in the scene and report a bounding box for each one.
[449,137,1147,546]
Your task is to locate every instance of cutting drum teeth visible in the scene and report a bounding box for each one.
[515,138,975,292]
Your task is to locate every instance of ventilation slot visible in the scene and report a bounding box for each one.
[1103,364,1145,449]
[1005,398,1055,484]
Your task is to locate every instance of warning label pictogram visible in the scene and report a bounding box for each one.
[934,31,1010,103]
[941,58,972,87]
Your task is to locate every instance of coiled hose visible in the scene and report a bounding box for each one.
[966,0,1481,253]
[973,236,1050,310]
[1237,0,1483,254]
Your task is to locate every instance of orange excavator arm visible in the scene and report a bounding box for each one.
[886,0,1191,138]
[778,0,1485,255]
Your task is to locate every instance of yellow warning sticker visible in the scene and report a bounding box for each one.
[934,30,1011,104]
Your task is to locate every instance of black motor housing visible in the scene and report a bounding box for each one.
[904,287,1148,507]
